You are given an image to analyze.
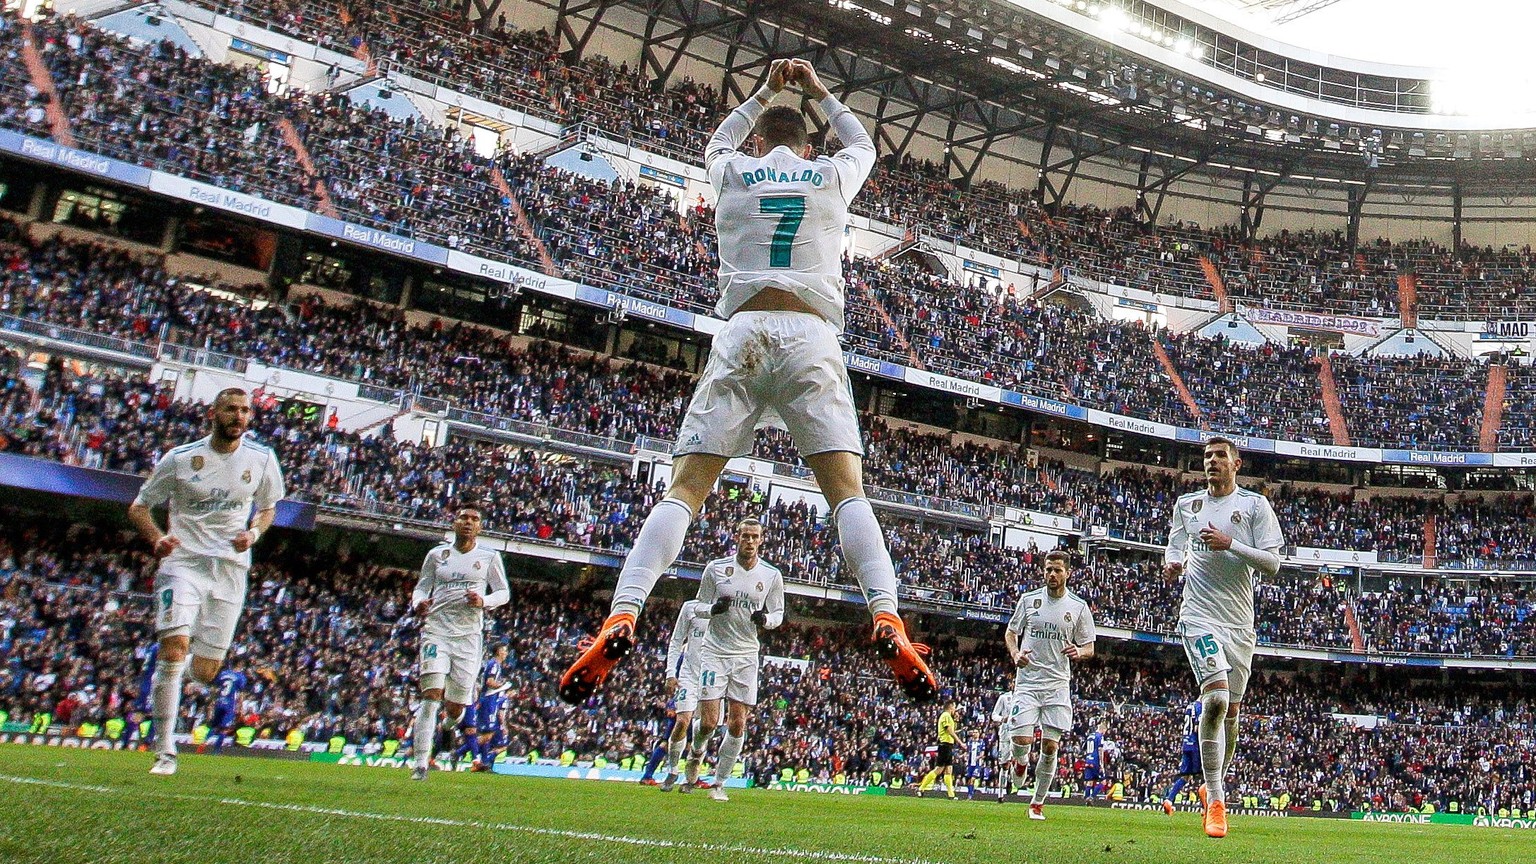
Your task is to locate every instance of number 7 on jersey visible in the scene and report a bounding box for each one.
[760,196,806,268]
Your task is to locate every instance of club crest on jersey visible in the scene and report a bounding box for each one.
[1232,511,1243,524]
[1032,599,1042,609]
[439,549,452,562]
[1064,612,1072,622]
[191,455,204,471]
[756,582,763,591]
[1191,499,1203,514]
[242,469,252,484]
[474,561,482,570]
[726,566,735,576]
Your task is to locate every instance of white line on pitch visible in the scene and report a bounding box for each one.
[0,773,940,864]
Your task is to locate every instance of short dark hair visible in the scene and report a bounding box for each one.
[754,106,808,150]
[1204,436,1239,456]
[736,516,763,532]
[213,387,249,405]
[1044,549,1072,568]
[456,500,483,515]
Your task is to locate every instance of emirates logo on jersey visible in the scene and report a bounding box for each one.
[191,455,205,471]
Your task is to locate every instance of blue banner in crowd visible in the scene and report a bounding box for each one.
[1380,450,1494,467]
[1174,427,1278,454]
[572,285,695,328]
[0,128,153,186]
[1000,390,1088,420]
[304,215,451,266]
[844,352,907,381]
[0,452,315,530]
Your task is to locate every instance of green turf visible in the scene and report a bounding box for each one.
[1,745,1531,864]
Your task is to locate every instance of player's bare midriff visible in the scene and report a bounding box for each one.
[732,287,822,317]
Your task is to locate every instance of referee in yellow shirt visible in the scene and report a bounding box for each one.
[917,698,960,799]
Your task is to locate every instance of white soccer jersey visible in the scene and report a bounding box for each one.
[133,436,285,565]
[991,691,1015,725]
[665,599,709,681]
[695,556,785,657]
[412,541,510,641]
[705,94,876,330]
[1006,587,1096,691]
[1165,487,1286,629]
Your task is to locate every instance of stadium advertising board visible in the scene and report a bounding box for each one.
[492,762,750,787]
[573,285,696,328]
[1291,547,1379,566]
[1243,307,1383,337]
[443,251,580,301]
[1084,409,1179,441]
[149,174,311,229]
[1272,440,1383,462]
[1353,811,1536,829]
[1000,390,1088,420]
[904,369,1002,402]
[305,215,451,265]
[766,781,885,795]
[843,352,906,380]
[1380,450,1494,467]
[0,129,152,186]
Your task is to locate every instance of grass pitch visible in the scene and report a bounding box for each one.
[1,745,1530,864]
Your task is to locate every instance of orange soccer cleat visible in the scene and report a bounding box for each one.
[1162,799,1175,816]
[871,612,937,702]
[1204,799,1228,838]
[557,612,637,704]
[1198,783,1209,810]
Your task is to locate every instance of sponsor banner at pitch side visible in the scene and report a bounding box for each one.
[491,761,750,787]
[766,781,886,796]
[1353,810,1536,829]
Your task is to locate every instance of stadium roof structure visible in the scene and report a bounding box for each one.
[546,0,1536,243]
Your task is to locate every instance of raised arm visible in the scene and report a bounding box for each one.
[705,59,791,179]
[789,59,875,199]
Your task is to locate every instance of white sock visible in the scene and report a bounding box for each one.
[715,733,744,786]
[611,498,693,616]
[151,658,186,756]
[1224,714,1239,775]
[691,725,714,757]
[439,706,463,732]
[665,737,686,773]
[1200,690,1230,803]
[414,699,440,769]
[1031,751,1058,805]
[831,497,899,617]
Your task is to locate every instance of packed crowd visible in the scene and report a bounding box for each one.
[5,12,1536,450]
[3,524,1534,814]
[7,346,1536,656]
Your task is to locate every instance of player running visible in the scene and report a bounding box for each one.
[1164,436,1284,838]
[991,689,1018,801]
[452,643,510,771]
[203,660,247,752]
[128,387,285,776]
[1163,698,1204,814]
[1003,550,1096,820]
[558,57,935,706]
[916,698,960,799]
[409,503,509,781]
[681,518,784,802]
[657,597,709,790]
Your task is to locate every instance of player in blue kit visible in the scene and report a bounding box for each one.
[963,729,989,799]
[1083,722,1106,799]
[205,661,247,751]
[452,644,509,770]
[1163,699,1205,814]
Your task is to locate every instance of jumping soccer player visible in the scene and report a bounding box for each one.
[1004,550,1096,820]
[657,597,709,790]
[410,503,509,781]
[558,57,934,706]
[681,518,784,802]
[128,387,285,776]
[1164,436,1285,838]
[1163,698,1204,814]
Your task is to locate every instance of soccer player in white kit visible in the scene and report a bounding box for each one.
[990,688,1017,793]
[409,502,509,781]
[1163,437,1284,838]
[658,596,708,790]
[559,58,935,706]
[681,518,784,801]
[1003,550,1096,819]
[128,388,285,776]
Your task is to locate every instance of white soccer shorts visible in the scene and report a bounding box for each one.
[154,557,249,661]
[699,652,760,706]
[419,631,484,706]
[1009,686,1071,741]
[674,663,703,713]
[1178,617,1257,703]
[674,311,863,459]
